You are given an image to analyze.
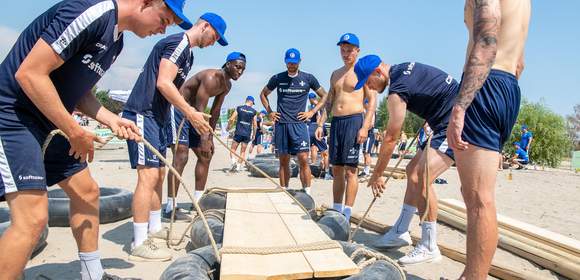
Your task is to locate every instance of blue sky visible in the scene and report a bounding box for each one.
[1,1,579,115]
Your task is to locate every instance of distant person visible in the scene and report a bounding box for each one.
[227,96,257,171]
[519,124,533,152]
[398,131,408,154]
[510,142,529,168]
[248,110,269,158]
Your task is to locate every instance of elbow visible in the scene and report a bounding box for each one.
[156,79,172,93]
[14,67,32,89]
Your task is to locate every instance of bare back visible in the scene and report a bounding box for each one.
[330,66,365,117]
[180,69,232,112]
[464,0,531,75]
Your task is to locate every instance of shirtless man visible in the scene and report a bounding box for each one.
[354,55,460,265]
[0,0,188,278]
[164,52,246,218]
[260,48,328,195]
[320,33,376,221]
[446,1,531,278]
[123,13,228,261]
[227,96,257,171]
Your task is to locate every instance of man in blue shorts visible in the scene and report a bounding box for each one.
[228,96,257,171]
[260,48,328,195]
[355,55,460,265]
[122,12,228,262]
[0,0,191,278]
[510,142,529,168]
[446,1,531,278]
[248,110,268,157]
[307,93,328,167]
[164,52,246,220]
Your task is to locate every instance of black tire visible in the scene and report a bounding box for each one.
[0,208,48,258]
[199,191,227,212]
[316,209,350,241]
[255,153,277,159]
[286,189,316,219]
[48,187,133,227]
[190,209,225,251]
[161,241,404,280]
[249,161,298,178]
[309,164,326,178]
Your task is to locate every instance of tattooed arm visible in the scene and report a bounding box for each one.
[448,0,501,150]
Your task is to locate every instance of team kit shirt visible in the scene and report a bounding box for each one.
[234,105,257,137]
[388,62,460,131]
[124,33,193,125]
[520,131,533,151]
[0,0,123,130]
[267,71,321,123]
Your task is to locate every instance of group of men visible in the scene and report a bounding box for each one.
[0,0,531,280]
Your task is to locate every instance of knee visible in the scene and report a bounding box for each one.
[174,153,189,167]
[406,166,419,186]
[198,155,212,165]
[463,189,495,211]
[76,180,100,204]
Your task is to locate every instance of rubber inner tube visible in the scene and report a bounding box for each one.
[199,191,227,212]
[316,209,350,241]
[0,208,49,258]
[190,209,225,251]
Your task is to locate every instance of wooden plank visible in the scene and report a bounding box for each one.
[269,192,359,278]
[349,212,538,280]
[437,207,580,279]
[440,198,580,258]
[221,193,313,280]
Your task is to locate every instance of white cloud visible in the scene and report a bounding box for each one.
[0,26,19,60]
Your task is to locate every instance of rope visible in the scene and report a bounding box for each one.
[207,187,284,194]
[219,240,341,255]
[349,125,424,242]
[349,246,406,279]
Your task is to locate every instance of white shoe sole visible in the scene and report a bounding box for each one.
[373,239,412,250]
[128,254,172,262]
[399,254,442,266]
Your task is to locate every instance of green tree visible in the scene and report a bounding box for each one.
[93,87,124,114]
[505,100,572,167]
[566,104,580,150]
[376,95,424,134]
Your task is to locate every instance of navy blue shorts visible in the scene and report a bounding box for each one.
[233,134,251,144]
[418,129,454,160]
[362,128,375,154]
[166,107,201,149]
[329,113,363,167]
[0,111,87,200]
[461,70,521,152]
[252,133,263,145]
[308,123,328,152]
[274,122,310,155]
[122,111,167,169]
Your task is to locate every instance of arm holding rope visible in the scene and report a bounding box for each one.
[367,94,407,197]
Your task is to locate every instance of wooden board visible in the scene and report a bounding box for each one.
[221,192,358,280]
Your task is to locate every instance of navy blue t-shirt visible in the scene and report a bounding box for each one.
[124,33,193,124]
[388,62,459,131]
[308,104,321,124]
[266,71,321,123]
[0,0,123,130]
[256,116,263,135]
[235,105,256,137]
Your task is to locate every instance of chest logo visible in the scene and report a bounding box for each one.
[299,80,305,87]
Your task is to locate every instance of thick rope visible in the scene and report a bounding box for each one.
[219,240,341,255]
[349,246,406,279]
[349,125,423,242]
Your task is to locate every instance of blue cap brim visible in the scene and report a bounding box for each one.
[165,1,193,30]
[337,41,359,48]
[285,58,300,64]
[217,33,228,46]
[354,76,369,90]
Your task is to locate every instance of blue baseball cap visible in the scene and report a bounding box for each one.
[285,48,301,64]
[354,55,382,90]
[200,12,228,46]
[164,0,192,30]
[246,96,255,103]
[226,52,246,62]
[337,33,360,48]
[521,124,528,130]
[308,92,317,99]
[260,110,267,115]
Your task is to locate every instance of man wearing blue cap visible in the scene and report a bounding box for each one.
[228,96,258,171]
[318,33,376,222]
[248,110,270,157]
[123,12,229,262]
[510,142,529,169]
[519,125,533,152]
[260,48,328,194]
[307,93,329,167]
[164,51,246,219]
[354,55,461,265]
[0,0,194,278]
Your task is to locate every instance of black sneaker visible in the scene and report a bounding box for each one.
[358,171,369,178]
[101,273,141,280]
[162,208,192,222]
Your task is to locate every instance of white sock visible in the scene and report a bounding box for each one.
[194,190,204,203]
[364,165,370,174]
[332,203,344,213]
[391,204,417,235]
[78,251,104,280]
[165,197,175,213]
[231,157,237,165]
[133,222,149,248]
[303,186,311,195]
[343,206,352,221]
[419,221,438,251]
[148,210,162,233]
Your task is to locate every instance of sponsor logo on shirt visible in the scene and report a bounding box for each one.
[403,62,416,75]
[95,42,108,51]
[177,68,187,80]
[279,88,306,94]
[81,54,106,77]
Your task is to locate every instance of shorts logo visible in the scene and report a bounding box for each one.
[301,141,308,147]
[349,148,357,154]
[18,175,44,181]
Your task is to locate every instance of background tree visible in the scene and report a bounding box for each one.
[505,99,572,167]
[566,104,580,150]
[376,95,424,134]
[93,87,124,114]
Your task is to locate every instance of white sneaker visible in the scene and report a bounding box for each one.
[129,239,172,262]
[149,227,182,241]
[398,245,442,265]
[373,231,412,249]
[324,173,333,180]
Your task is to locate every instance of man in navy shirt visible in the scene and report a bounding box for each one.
[355,55,460,265]
[260,48,328,195]
[227,96,257,171]
[307,93,328,168]
[0,0,191,279]
[519,124,533,152]
[122,12,228,262]
[164,52,246,220]
[248,110,269,157]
